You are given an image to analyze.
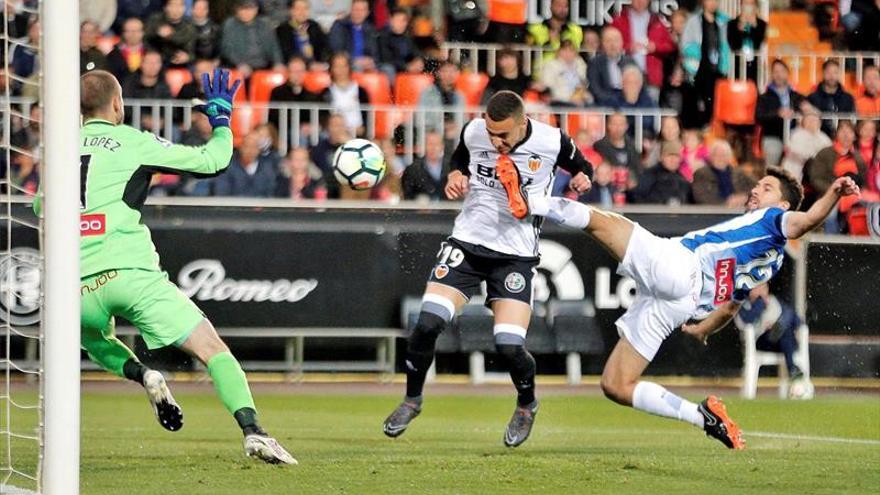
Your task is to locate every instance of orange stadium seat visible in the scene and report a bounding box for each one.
[352,72,392,139]
[393,73,434,106]
[455,72,489,108]
[250,69,287,104]
[230,106,257,146]
[303,71,332,94]
[225,69,247,103]
[96,35,118,55]
[565,112,603,139]
[714,79,758,126]
[164,68,192,98]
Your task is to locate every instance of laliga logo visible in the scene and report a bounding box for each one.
[534,240,585,302]
[178,259,318,303]
[0,248,41,325]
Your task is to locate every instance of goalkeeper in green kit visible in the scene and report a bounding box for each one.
[36,69,295,464]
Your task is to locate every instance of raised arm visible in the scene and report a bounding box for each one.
[784,176,860,239]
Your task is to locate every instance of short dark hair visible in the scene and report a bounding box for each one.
[771,58,789,73]
[822,59,840,71]
[486,90,524,122]
[765,166,803,211]
[836,119,856,137]
[81,70,119,118]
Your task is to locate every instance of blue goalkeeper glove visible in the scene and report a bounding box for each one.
[198,68,241,128]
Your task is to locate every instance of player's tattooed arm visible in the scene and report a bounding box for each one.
[784,176,860,239]
[681,300,743,345]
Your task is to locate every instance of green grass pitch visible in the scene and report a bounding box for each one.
[5,387,880,494]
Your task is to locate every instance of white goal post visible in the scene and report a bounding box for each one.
[41,0,80,493]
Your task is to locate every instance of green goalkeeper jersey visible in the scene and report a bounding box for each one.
[37,119,234,278]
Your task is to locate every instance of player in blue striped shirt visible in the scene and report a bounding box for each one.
[532,167,859,449]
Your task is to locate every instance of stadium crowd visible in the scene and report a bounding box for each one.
[1,0,878,235]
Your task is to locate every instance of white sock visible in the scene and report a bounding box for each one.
[529,196,591,229]
[632,381,704,428]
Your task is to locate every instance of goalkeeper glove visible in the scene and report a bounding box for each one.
[198,68,241,128]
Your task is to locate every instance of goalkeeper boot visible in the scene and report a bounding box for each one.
[504,399,539,447]
[382,399,422,438]
[698,395,745,450]
[495,155,529,219]
[244,433,298,465]
[143,370,183,432]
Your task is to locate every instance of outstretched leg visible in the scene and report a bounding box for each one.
[384,283,465,438]
[178,319,296,464]
[530,196,634,261]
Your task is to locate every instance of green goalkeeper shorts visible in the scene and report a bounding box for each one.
[81,269,206,350]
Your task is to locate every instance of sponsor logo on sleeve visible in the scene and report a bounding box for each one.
[714,258,735,304]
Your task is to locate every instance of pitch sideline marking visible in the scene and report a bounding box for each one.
[746,431,880,446]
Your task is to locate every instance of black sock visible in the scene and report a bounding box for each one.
[122,358,148,386]
[405,312,445,399]
[234,407,264,436]
[496,344,536,406]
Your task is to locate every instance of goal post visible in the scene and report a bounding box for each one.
[41,0,80,493]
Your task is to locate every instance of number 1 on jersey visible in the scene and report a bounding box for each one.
[80,154,91,209]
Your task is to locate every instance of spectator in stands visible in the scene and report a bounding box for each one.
[781,107,831,181]
[634,140,691,205]
[856,119,878,176]
[681,0,730,128]
[588,27,637,106]
[843,0,880,51]
[756,59,806,167]
[212,132,282,198]
[80,20,109,73]
[10,18,38,93]
[808,60,856,136]
[681,128,709,177]
[541,40,590,106]
[320,53,370,137]
[445,0,483,42]
[735,284,806,384]
[269,56,320,143]
[692,141,750,206]
[122,49,171,131]
[380,139,406,180]
[402,131,449,202]
[107,17,146,82]
[281,147,328,200]
[11,105,39,151]
[260,0,290,28]
[646,116,686,177]
[9,150,38,195]
[669,8,688,45]
[485,0,528,44]
[726,0,766,82]
[254,122,283,167]
[80,0,116,33]
[856,65,880,116]
[276,0,329,66]
[145,0,196,67]
[378,9,420,80]
[404,54,426,76]
[581,27,601,62]
[609,65,657,139]
[610,0,676,98]
[311,114,351,198]
[527,0,584,62]
[807,121,869,227]
[579,162,619,207]
[481,49,534,105]
[659,63,686,113]
[191,0,221,60]
[221,0,284,77]
[176,57,215,100]
[418,60,465,137]
[595,113,640,189]
[114,0,162,34]
[328,0,379,72]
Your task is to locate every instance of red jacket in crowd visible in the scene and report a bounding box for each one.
[610,7,676,88]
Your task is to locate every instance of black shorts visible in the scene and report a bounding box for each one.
[427,237,539,307]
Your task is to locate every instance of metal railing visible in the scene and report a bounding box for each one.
[729,50,880,91]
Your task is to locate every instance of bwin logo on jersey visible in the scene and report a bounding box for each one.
[0,247,41,325]
[475,164,534,186]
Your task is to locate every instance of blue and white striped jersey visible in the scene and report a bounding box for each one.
[675,207,790,317]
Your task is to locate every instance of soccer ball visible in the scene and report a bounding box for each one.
[788,377,815,400]
[333,138,387,190]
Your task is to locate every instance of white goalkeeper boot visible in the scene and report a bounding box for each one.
[143,370,184,432]
[244,434,298,465]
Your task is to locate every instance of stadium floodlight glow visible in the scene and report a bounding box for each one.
[40,0,81,493]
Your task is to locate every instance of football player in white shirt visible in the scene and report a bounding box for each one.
[383,91,592,447]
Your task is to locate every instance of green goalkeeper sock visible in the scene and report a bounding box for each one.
[206,351,256,419]
[81,331,137,378]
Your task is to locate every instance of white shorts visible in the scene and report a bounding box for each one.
[615,224,702,361]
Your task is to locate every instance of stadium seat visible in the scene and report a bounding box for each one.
[230,105,258,146]
[352,72,392,139]
[225,69,247,103]
[737,322,812,400]
[548,300,604,385]
[713,79,758,126]
[250,69,287,104]
[455,72,489,108]
[303,71,332,94]
[393,73,434,106]
[96,35,118,55]
[565,112,603,138]
[164,68,193,98]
